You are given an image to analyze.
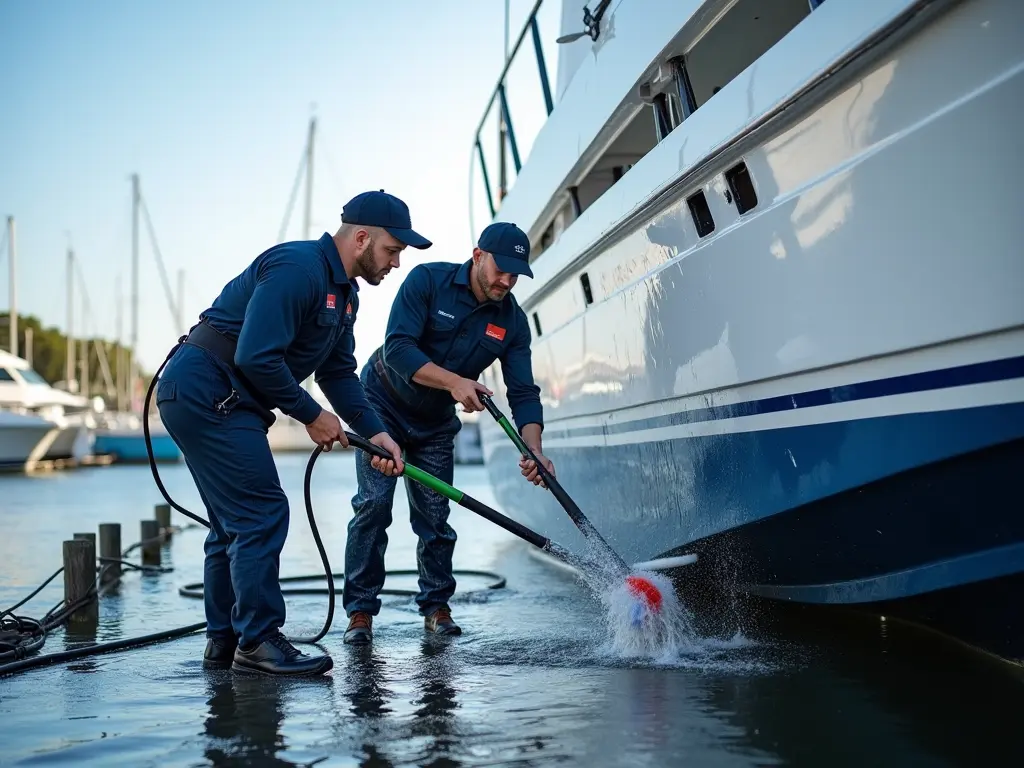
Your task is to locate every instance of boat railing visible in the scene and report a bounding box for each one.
[469,0,555,228]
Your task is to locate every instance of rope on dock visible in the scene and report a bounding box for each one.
[0,523,198,674]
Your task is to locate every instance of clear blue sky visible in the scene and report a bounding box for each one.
[0,0,564,376]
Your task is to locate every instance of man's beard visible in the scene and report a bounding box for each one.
[476,268,506,301]
[357,237,387,285]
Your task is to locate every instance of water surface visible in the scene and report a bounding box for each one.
[1,453,1021,766]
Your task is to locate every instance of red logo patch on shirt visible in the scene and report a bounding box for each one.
[485,323,506,342]
[346,302,353,315]
[326,294,336,309]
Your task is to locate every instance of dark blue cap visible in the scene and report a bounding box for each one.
[477,222,533,278]
[341,190,432,250]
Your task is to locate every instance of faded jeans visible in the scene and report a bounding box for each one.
[343,366,462,618]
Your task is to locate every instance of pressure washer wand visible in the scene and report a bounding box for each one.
[477,394,630,574]
[345,433,576,567]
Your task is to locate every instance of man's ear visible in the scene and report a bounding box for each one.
[472,247,483,265]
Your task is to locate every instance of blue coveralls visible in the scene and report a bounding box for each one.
[344,259,544,618]
[156,232,387,649]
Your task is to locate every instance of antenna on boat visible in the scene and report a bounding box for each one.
[556,0,613,43]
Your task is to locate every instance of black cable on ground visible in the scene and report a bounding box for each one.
[0,549,171,675]
[0,350,509,678]
[0,621,209,676]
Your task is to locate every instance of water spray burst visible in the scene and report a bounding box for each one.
[602,570,696,660]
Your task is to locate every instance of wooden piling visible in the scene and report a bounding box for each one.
[140,519,161,566]
[99,523,122,584]
[63,538,98,623]
[73,532,98,580]
[155,503,172,535]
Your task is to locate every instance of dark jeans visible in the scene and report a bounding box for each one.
[343,363,462,618]
[156,343,289,649]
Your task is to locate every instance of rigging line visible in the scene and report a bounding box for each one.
[317,140,349,204]
[182,273,208,313]
[138,192,183,337]
[277,144,308,244]
[72,256,117,396]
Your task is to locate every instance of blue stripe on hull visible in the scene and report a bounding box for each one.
[94,434,182,463]
[483,402,1024,603]
[545,355,1024,440]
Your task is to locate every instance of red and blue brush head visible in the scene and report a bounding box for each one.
[626,574,663,626]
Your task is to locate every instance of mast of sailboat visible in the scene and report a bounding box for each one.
[177,268,185,339]
[115,275,125,412]
[66,245,76,392]
[6,215,16,357]
[304,115,316,240]
[130,172,140,412]
[66,244,75,393]
[75,258,89,398]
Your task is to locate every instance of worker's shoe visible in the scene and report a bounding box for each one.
[231,630,333,677]
[202,635,237,669]
[343,612,373,645]
[424,606,461,636]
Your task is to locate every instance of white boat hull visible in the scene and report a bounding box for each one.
[475,0,1024,660]
[0,410,59,471]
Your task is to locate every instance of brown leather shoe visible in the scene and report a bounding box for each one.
[343,612,373,645]
[424,606,461,636]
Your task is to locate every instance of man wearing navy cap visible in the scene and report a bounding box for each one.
[341,221,555,644]
[156,189,430,676]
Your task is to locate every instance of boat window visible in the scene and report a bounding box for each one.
[0,368,15,382]
[684,0,811,109]
[687,191,715,237]
[18,368,48,385]
[580,272,594,306]
[576,111,659,219]
[725,161,758,215]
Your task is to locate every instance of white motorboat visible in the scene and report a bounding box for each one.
[0,349,95,464]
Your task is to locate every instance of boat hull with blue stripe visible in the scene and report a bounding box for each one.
[471,0,1024,661]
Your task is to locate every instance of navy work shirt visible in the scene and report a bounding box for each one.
[377,260,543,431]
[199,232,387,439]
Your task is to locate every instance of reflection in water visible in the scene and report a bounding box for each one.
[409,637,461,763]
[342,647,394,720]
[201,672,332,768]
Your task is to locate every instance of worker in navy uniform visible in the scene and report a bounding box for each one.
[156,190,430,676]
[341,221,555,645]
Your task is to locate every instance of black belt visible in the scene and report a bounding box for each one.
[184,321,238,368]
[183,321,272,411]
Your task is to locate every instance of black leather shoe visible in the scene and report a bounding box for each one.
[231,631,333,677]
[424,606,461,636]
[203,636,238,669]
[343,612,373,645]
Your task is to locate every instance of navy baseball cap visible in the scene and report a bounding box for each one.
[477,222,533,278]
[341,190,432,249]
